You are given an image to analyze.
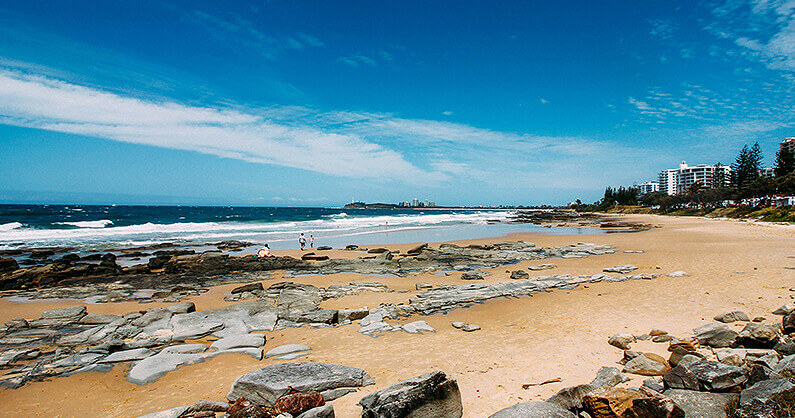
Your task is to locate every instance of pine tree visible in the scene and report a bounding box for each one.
[731,143,762,189]
[775,147,795,177]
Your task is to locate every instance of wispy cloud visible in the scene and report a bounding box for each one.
[708,0,795,71]
[338,55,378,68]
[0,64,634,191]
[185,10,323,59]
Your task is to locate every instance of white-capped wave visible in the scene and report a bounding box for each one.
[55,219,114,228]
[0,211,513,248]
[0,222,24,231]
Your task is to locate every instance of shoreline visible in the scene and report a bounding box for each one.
[0,214,792,417]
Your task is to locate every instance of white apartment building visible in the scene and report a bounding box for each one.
[658,161,731,195]
[636,181,659,195]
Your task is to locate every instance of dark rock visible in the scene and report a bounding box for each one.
[406,244,429,255]
[227,362,374,406]
[359,371,462,418]
[621,395,685,418]
[734,322,780,349]
[316,246,332,251]
[547,384,597,410]
[784,312,795,335]
[489,401,576,417]
[774,337,795,356]
[694,323,739,348]
[663,389,738,418]
[232,283,265,294]
[687,361,748,391]
[302,254,330,261]
[731,398,778,418]
[147,257,166,270]
[774,354,795,378]
[0,257,20,273]
[510,270,530,280]
[460,272,484,280]
[663,364,700,391]
[367,248,389,254]
[739,379,794,406]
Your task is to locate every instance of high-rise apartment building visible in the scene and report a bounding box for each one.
[658,161,731,195]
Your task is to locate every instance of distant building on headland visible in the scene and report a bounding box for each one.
[399,199,436,208]
[635,181,659,195]
[782,137,795,154]
[658,161,731,195]
[760,167,775,178]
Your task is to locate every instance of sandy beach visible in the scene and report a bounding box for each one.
[0,214,792,417]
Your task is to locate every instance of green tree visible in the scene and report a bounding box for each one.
[731,142,763,189]
[775,147,795,177]
[712,163,727,188]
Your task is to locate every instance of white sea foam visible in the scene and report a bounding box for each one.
[0,222,24,231]
[0,211,512,248]
[54,219,114,228]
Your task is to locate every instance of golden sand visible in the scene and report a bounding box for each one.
[0,214,792,417]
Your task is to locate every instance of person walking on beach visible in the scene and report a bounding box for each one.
[299,233,307,250]
[309,234,314,248]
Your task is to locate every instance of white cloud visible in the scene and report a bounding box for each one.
[0,68,434,182]
[442,110,454,116]
[539,98,549,104]
[0,64,637,192]
[628,97,651,110]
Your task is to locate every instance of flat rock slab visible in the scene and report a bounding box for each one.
[127,347,262,385]
[276,352,310,360]
[489,401,576,417]
[265,344,312,359]
[100,348,155,363]
[136,405,190,418]
[210,333,266,350]
[401,320,435,334]
[169,301,278,340]
[227,362,374,406]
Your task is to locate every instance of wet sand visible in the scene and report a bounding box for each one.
[0,214,793,417]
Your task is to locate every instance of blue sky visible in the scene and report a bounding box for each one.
[0,0,793,206]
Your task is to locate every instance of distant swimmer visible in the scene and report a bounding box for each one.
[299,233,307,250]
[257,244,271,257]
[309,234,314,248]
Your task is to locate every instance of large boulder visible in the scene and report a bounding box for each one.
[227,363,374,406]
[358,371,462,418]
[663,389,738,418]
[739,378,794,406]
[621,395,685,418]
[694,323,738,348]
[774,354,795,378]
[581,386,640,417]
[488,401,576,418]
[31,305,87,327]
[734,322,780,349]
[688,361,748,392]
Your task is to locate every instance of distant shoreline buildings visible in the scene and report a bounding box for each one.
[634,138,790,196]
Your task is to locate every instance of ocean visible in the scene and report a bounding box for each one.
[0,204,602,252]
